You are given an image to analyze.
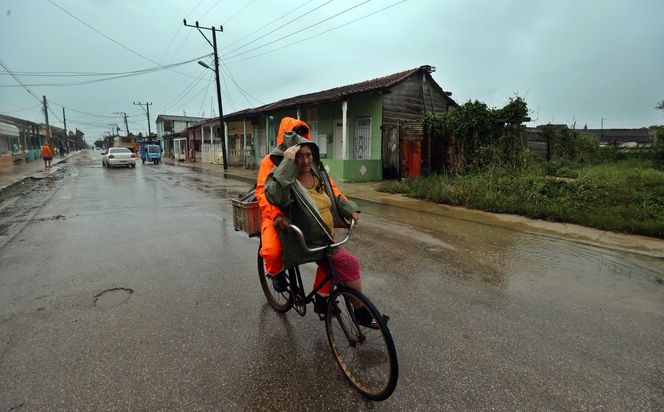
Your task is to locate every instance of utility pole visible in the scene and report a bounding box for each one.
[601,117,607,143]
[62,107,68,152]
[114,111,129,136]
[184,19,228,171]
[42,95,51,142]
[133,102,152,141]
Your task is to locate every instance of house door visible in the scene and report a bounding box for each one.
[174,138,186,160]
[333,119,344,159]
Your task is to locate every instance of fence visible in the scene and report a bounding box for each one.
[201,143,255,167]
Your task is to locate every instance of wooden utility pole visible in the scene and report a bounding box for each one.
[133,102,152,140]
[62,107,69,152]
[42,95,51,142]
[114,111,129,136]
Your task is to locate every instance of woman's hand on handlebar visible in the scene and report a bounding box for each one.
[274,215,291,231]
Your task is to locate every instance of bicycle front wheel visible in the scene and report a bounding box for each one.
[257,252,292,313]
[325,287,398,401]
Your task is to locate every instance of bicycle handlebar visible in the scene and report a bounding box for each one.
[288,220,355,253]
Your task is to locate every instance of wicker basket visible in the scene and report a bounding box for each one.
[231,199,260,237]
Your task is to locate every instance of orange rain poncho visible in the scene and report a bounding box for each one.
[256,117,345,295]
[41,143,53,158]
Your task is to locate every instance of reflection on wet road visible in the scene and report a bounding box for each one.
[0,152,662,411]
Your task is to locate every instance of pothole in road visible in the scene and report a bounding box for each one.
[94,288,134,309]
[35,215,66,221]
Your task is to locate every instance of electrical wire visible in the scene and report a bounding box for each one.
[47,0,161,66]
[227,0,407,64]
[224,0,316,49]
[0,59,43,104]
[0,54,212,78]
[226,0,372,60]
[0,54,212,87]
[223,0,259,25]
[197,73,214,116]
[223,0,335,56]
[220,60,264,106]
[0,103,42,114]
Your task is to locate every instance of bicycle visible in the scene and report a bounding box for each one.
[257,221,398,401]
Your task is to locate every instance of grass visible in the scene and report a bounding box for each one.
[378,159,664,238]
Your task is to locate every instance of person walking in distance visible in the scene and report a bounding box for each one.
[41,141,53,168]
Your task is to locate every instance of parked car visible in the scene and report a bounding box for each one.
[101,147,136,168]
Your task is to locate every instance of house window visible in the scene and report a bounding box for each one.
[354,117,371,160]
[164,120,173,133]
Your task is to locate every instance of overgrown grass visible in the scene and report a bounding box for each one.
[378,159,664,238]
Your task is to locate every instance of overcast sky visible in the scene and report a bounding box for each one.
[2,0,663,143]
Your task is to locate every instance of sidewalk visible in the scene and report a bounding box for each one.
[0,152,78,194]
[165,158,664,257]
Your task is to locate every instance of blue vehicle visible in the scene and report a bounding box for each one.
[140,142,162,165]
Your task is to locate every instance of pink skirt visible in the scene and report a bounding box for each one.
[317,247,360,282]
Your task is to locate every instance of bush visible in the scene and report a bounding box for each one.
[377,160,664,238]
[653,127,664,168]
[541,158,580,178]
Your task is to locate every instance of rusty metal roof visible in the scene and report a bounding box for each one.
[225,65,455,119]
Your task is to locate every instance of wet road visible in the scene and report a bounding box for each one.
[1,151,663,411]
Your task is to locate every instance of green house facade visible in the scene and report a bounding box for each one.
[224,65,457,182]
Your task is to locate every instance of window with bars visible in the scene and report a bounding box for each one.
[354,117,372,160]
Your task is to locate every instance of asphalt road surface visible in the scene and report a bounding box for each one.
[1,151,663,411]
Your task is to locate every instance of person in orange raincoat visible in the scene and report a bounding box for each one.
[41,142,53,168]
[255,117,351,308]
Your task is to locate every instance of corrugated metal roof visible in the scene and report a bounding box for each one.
[155,114,209,123]
[225,65,455,118]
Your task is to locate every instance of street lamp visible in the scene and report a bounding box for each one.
[198,60,212,70]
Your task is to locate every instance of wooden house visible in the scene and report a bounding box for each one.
[223,65,457,181]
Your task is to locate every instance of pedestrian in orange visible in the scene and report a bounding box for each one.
[41,142,53,168]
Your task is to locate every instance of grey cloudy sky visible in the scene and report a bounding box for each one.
[1,0,663,143]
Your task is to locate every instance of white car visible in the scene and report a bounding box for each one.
[102,147,137,168]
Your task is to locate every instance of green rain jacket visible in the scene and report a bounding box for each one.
[264,132,359,269]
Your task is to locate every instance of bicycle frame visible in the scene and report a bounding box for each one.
[283,221,355,316]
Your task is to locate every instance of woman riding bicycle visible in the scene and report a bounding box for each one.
[258,119,377,327]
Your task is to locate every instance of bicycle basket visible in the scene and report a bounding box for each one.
[231,186,260,237]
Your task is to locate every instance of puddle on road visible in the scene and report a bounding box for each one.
[94,288,134,309]
[356,199,664,296]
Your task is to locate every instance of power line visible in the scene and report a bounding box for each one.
[227,0,407,64]
[226,0,372,59]
[47,0,160,65]
[0,54,212,77]
[0,54,212,87]
[138,0,208,100]
[223,0,335,56]
[223,0,259,25]
[224,0,316,49]
[47,0,206,81]
[197,72,214,116]
[0,59,42,103]
[49,101,118,119]
[220,60,264,106]
[0,103,42,114]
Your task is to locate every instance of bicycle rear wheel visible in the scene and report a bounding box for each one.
[257,252,292,313]
[325,287,398,401]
